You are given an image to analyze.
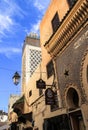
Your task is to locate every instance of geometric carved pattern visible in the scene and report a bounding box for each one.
[80,47,88,103]
[30,49,41,77]
[63,83,82,108]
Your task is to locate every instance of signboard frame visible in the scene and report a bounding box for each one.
[36,78,46,89]
[45,88,55,105]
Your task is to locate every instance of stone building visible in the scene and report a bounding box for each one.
[22,33,41,93]
[25,0,88,129]
[42,0,88,129]
[9,34,41,130]
[8,95,23,129]
[22,33,41,114]
[8,0,88,130]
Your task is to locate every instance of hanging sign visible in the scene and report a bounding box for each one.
[45,88,55,105]
[36,78,46,89]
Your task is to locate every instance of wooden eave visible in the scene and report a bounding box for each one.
[12,95,24,114]
[44,0,88,57]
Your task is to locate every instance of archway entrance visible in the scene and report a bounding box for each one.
[66,88,79,110]
[66,88,85,130]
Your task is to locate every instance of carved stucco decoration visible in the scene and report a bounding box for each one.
[62,47,88,108]
[62,49,88,108]
[45,0,88,57]
[56,29,88,108]
[80,47,88,103]
[62,83,82,108]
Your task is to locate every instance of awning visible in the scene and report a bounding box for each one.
[12,95,24,108]
[12,95,24,117]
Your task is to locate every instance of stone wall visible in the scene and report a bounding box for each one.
[56,25,88,106]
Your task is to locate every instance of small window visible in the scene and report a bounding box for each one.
[29,90,32,97]
[67,0,77,7]
[51,12,60,33]
[46,60,54,78]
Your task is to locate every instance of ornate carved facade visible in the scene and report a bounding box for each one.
[43,0,88,129]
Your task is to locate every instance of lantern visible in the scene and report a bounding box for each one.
[12,72,20,85]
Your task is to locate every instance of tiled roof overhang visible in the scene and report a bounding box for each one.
[44,0,88,57]
[12,95,24,114]
[12,95,24,108]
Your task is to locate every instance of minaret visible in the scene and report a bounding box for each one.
[22,33,41,93]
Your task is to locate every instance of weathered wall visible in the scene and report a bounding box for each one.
[56,25,88,105]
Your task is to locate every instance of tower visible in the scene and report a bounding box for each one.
[22,33,41,93]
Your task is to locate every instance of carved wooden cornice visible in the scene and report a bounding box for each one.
[44,0,88,57]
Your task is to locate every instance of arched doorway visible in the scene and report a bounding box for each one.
[66,88,85,130]
[66,88,79,110]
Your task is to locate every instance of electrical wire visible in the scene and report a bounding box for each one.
[0,67,46,73]
[0,67,21,72]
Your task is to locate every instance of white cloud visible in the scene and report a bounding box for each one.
[0,15,13,33]
[0,47,21,58]
[1,0,26,17]
[30,20,41,34]
[25,0,50,13]
[0,0,26,40]
[34,0,50,12]
[0,0,51,43]
[34,1,44,11]
[0,47,21,53]
[25,19,41,36]
[27,0,50,35]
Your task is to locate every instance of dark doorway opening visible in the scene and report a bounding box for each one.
[67,88,79,110]
[43,114,70,130]
[69,110,85,130]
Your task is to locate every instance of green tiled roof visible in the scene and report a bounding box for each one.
[12,95,24,108]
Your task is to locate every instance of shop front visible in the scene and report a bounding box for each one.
[43,114,71,130]
[43,111,85,130]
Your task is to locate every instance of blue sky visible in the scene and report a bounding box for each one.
[0,0,50,112]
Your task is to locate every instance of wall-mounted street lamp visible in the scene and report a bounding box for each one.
[12,72,21,85]
[12,64,57,104]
